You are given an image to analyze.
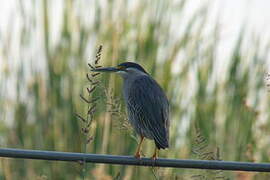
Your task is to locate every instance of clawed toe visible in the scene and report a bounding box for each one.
[151,154,157,160]
[134,152,141,159]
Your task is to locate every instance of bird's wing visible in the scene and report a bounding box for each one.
[127,75,170,149]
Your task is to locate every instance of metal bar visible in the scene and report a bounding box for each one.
[0,148,269,172]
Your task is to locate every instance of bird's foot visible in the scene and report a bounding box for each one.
[134,152,141,159]
[151,154,158,160]
[151,148,158,160]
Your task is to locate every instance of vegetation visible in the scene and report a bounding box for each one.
[0,0,269,179]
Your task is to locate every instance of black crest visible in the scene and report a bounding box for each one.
[118,62,148,74]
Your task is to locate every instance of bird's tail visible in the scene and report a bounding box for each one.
[155,139,169,150]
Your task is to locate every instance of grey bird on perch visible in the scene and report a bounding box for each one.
[92,62,170,159]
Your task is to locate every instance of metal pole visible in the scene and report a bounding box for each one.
[0,148,269,172]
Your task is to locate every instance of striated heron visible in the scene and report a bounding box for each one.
[92,62,170,159]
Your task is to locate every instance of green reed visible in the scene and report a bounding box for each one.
[0,0,269,179]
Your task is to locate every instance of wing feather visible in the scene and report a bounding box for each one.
[127,75,170,149]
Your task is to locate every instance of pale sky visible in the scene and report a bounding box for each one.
[216,0,270,39]
[1,0,269,41]
[0,0,270,54]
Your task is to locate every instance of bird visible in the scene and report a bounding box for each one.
[92,62,170,159]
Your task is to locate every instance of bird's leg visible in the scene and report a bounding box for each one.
[134,136,144,159]
[151,147,158,160]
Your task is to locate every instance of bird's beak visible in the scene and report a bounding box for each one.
[91,67,119,73]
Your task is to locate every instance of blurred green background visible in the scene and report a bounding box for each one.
[0,0,270,179]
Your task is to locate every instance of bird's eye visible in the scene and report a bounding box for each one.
[117,66,126,71]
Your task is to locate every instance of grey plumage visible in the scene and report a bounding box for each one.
[123,75,169,149]
[92,62,170,156]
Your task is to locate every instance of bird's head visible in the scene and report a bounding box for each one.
[92,62,148,78]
